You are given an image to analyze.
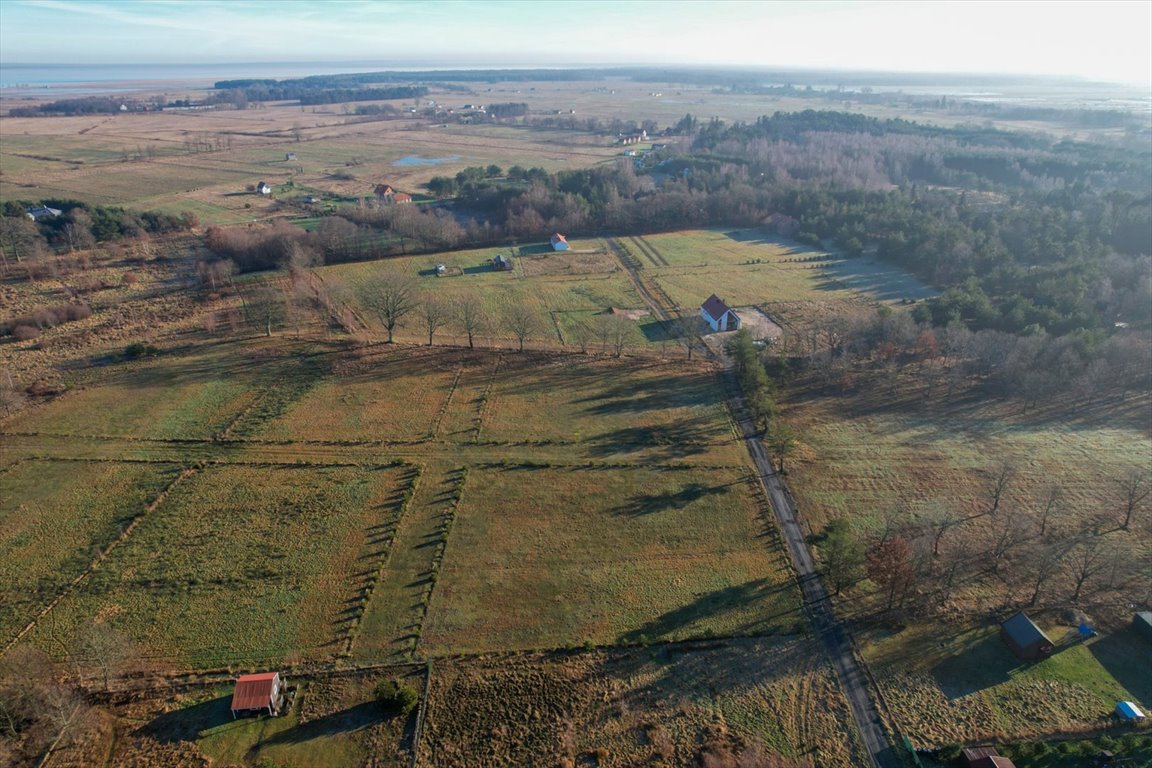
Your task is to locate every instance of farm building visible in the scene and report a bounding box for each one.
[999,611,1055,660]
[25,205,62,221]
[285,152,297,161]
[392,192,413,204]
[435,263,447,275]
[961,746,1016,768]
[1116,701,1146,721]
[550,233,570,251]
[255,181,272,195]
[492,254,513,271]
[374,184,395,200]
[1134,611,1152,642]
[230,672,284,718]
[700,294,741,332]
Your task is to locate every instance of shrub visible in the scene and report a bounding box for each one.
[374,679,418,716]
[124,342,160,359]
[12,325,40,341]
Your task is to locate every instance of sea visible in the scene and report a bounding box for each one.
[0,61,440,96]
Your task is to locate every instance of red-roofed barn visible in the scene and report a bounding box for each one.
[550,233,570,251]
[230,672,284,718]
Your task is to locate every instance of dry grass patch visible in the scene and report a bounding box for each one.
[420,465,798,654]
[0,459,183,644]
[30,463,411,667]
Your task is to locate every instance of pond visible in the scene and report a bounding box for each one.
[392,154,460,166]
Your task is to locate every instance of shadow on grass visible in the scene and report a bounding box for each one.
[611,481,731,517]
[1088,629,1152,705]
[618,579,801,644]
[587,419,722,459]
[259,701,385,745]
[136,695,232,743]
[930,632,1017,700]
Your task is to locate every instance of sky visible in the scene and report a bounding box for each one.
[1,0,1150,85]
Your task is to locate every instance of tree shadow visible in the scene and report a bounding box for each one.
[618,579,800,643]
[930,632,1017,700]
[1088,629,1152,706]
[611,481,730,517]
[259,701,386,746]
[587,419,722,459]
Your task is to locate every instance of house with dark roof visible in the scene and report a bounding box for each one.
[255,181,272,195]
[1000,612,1055,660]
[492,254,513,271]
[25,206,62,221]
[230,672,284,718]
[1133,611,1152,642]
[700,294,741,332]
[374,184,395,200]
[550,233,569,251]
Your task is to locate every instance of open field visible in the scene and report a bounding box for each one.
[420,464,798,654]
[634,229,936,316]
[0,459,183,645]
[419,639,864,767]
[26,462,413,667]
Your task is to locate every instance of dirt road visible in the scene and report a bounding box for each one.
[728,376,903,768]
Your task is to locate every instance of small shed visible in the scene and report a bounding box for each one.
[962,746,1016,768]
[550,233,569,251]
[255,181,272,195]
[230,672,284,718]
[1000,611,1055,661]
[1134,612,1152,642]
[1116,701,1146,721]
[393,192,413,204]
[285,152,297,161]
[434,263,447,275]
[700,294,741,332]
[492,254,513,271]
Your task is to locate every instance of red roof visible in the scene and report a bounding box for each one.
[393,192,413,203]
[551,233,568,244]
[231,672,279,711]
[374,184,394,196]
[701,294,734,321]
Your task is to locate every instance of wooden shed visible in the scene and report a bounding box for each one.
[230,672,284,718]
[1000,612,1054,661]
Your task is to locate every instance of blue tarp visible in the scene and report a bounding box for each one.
[1116,701,1145,720]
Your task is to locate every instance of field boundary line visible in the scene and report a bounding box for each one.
[1,465,199,658]
[412,467,468,659]
[430,364,465,439]
[472,354,502,441]
[410,660,433,768]
[344,465,424,657]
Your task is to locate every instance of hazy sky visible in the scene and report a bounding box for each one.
[2,0,1150,84]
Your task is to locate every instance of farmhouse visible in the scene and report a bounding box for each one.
[230,672,284,718]
[374,184,395,200]
[255,181,272,195]
[700,294,741,332]
[999,611,1054,661]
[492,254,513,271]
[550,233,569,251]
[25,205,62,221]
[435,263,447,275]
[392,192,413,204]
[285,152,297,161]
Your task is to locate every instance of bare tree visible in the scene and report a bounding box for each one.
[358,272,418,343]
[924,506,962,558]
[1034,484,1064,537]
[1065,536,1109,603]
[985,463,1016,517]
[454,295,486,349]
[677,313,709,360]
[504,302,539,352]
[1020,539,1069,607]
[1117,469,1150,531]
[568,317,592,354]
[419,296,450,346]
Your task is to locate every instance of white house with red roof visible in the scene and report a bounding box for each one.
[700,294,741,332]
[230,672,284,718]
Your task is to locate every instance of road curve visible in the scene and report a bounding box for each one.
[727,376,903,768]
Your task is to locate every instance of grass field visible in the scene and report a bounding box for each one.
[419,638,864,767]
[0,459,183,645]
[633,230,936,315]
[420,464,798,654]
[28,463,411,667]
